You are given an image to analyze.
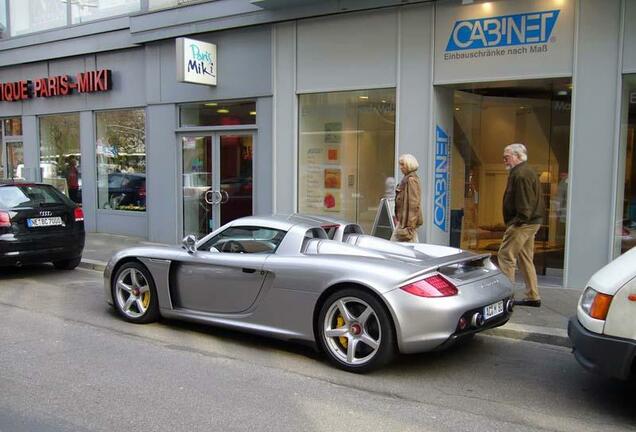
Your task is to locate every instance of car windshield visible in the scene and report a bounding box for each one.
[200,226,286,254]
[0,185,70,209]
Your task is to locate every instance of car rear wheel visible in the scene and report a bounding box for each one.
[53,257,81,270]
[318,288,395,373]
[112,262,159,324]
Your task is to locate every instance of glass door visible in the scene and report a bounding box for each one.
[181,133,254,238]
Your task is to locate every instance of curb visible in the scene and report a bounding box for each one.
[79,258,106,272]
[484,322,571,348]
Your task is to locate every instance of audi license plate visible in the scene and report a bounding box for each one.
[483,300,504,320]
[27,217,63,228]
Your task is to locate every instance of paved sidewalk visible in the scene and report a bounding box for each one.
[82,232,580,348]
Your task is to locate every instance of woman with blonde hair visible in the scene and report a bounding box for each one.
[391,154,423,242]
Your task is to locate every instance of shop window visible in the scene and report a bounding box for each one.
[447,78,571,273]
[96,109,146,212]
[10,0,67,36]
[298,89,396,232]
[179,101,256,127]
[616,74,636,256]
[39,114,81,204]
[72,0,141,24]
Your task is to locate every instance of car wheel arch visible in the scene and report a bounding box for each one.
[312,282,399,352]
[110,257,147,296]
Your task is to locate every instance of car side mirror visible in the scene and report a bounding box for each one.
[182,235,198,254]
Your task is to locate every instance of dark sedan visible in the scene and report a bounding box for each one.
[0,181,85,269]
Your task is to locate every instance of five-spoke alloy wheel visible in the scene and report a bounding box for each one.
[318,288,395,373]
[112,262,159,324]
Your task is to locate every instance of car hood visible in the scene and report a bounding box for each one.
[587,247,636,295]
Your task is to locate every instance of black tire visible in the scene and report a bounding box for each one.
[317,288,395,373]
[53,257,81,270]
[111,261,159,324]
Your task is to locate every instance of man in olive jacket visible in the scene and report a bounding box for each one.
[498,143,544,307]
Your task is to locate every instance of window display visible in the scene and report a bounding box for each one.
[298,89,396,233]
[616,74,636,256]
[96,109,146,211]
[449,78,571,272]
[39,114,81,204]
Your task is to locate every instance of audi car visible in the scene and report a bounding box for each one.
[0,181,85,269]
[104,214,514,372]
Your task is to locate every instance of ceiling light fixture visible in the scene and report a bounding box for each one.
[249,111,256,116]
[359,96,369,100]
[557,90,568,96]
[204,102,218,107]
[217,108,229,114]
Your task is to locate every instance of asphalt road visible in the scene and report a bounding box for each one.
[0,265,634,432]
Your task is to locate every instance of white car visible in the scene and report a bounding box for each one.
[568,248,636,380]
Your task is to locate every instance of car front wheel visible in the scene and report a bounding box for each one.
[318,288,395,373]
[112,262,159,324]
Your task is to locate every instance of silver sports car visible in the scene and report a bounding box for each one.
[104,214,514,372]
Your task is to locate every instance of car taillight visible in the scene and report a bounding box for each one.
[0,211,11,227]
[74,207,84,222]
[580,287,613,320]
[139,185,146,198]
[400,274,458,297]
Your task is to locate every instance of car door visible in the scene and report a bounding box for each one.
[171,226,284,314]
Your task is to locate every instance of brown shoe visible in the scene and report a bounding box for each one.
[513,298,541,307]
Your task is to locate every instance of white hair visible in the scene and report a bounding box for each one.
[504,143,528,162]
[399,154,419,173]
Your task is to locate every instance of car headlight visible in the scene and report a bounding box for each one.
[580,287,613,320]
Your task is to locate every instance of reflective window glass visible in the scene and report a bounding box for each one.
[179,101,256,127]
[0,1,6,37]
[72,0,141,24]
[616,74,636,255]
[39,114,81,204]
[148,0,206,11]
[4,118,21,136]
[298,89,396,233]
[96,109,146,212]
[10,0,67,36]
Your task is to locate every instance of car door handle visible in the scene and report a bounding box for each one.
[242,268,256,273]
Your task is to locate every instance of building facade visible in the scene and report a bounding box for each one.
[0,0,634,288]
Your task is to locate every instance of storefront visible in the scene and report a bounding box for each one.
[0,0,632,288]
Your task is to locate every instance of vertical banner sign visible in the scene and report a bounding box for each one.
[176,37,217,86]
[434,126,449,232]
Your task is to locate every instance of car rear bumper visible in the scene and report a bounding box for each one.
[383,274,514,354]
[0,231,85,266]
[568,316,636,380]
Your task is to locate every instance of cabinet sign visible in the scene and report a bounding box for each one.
[0,69,111,102]
[176,37,217,86]
[434,125,449,232]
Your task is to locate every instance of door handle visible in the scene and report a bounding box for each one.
[204,190,222,205]
[242,268,256,273]
[220,190,230,204]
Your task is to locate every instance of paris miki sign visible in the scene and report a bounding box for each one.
[0,69,111,102]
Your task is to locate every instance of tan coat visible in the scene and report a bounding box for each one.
[394,172,423,241]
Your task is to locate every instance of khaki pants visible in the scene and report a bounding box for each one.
[497,223,541,300]
[390,224,419,243]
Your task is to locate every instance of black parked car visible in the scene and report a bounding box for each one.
[0,181,85,269]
